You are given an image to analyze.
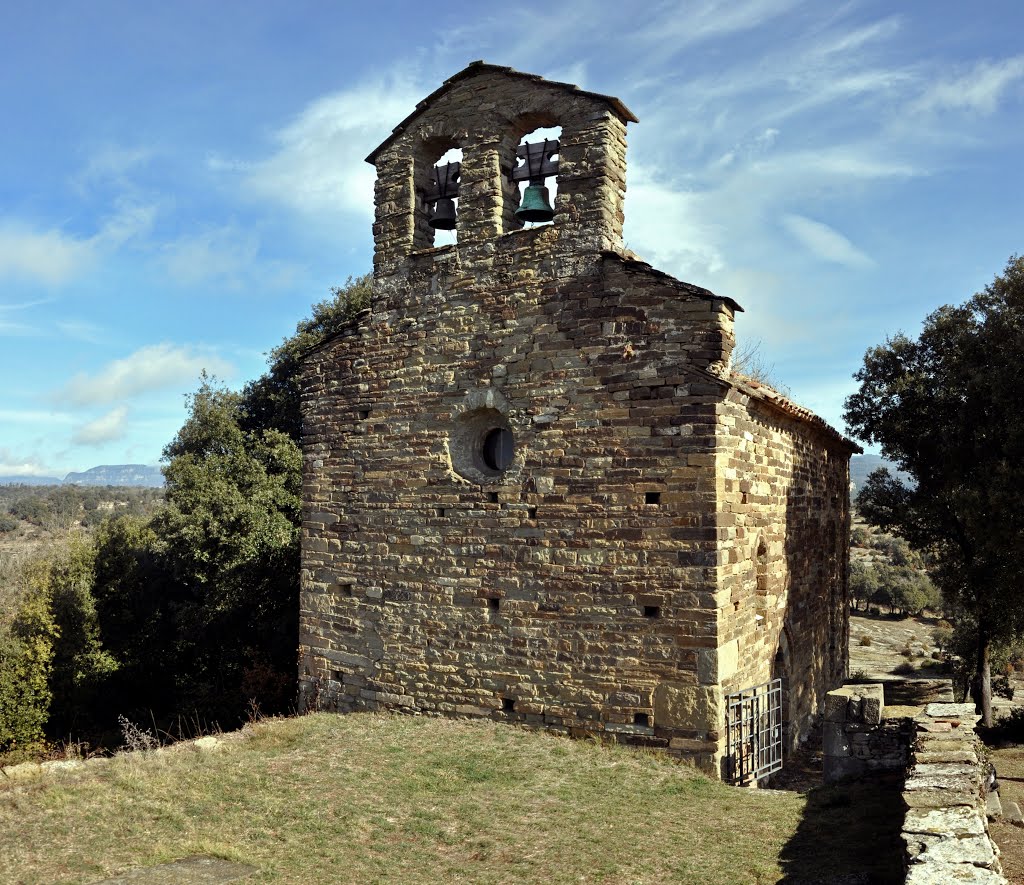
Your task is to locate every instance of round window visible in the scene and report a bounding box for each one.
[450,405,516,482]
[481,427,514,471]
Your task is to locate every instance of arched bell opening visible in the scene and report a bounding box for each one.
[500,118,562,234]
[414,140,463,249]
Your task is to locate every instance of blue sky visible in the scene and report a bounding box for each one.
[2,1,1023,477]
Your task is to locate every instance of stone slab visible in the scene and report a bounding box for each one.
[986,790,1004,821]
[905,805,987,838]
[904,832,995,865]
[90,856,256,884]
[923,703,979,720]
[905,864,1006,884]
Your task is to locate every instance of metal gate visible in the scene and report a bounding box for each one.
[725,678,783,785]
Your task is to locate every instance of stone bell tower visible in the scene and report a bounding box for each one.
[365,60,636,277]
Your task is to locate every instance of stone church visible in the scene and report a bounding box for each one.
[298,62,858,778]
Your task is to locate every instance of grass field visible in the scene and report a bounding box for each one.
[0,712,905,884]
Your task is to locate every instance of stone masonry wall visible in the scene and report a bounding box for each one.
[299,64,854,777]
[823,684,911,782]
[300,240,739,774]
[714,384,851,751]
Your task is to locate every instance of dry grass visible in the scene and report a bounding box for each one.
[986,745,1024,882]
[0,712,816,885]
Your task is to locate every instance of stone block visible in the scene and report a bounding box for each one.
[696,638,738,685]
[653,682,718,732]
[822,721,851,758]
[824,684,883,724]
[986,791,1003,821]
[924,703,979,720]
[905,864,1006,884]
[905,831,996,866]
[824,754,864,783]
[905,805,987,837]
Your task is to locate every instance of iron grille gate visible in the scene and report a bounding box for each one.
[725,678,783,785]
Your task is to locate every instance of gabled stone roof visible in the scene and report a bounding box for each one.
[728,372,863,453]
[365,60,639,164]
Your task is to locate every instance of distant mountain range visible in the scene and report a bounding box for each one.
[850,454,911,492]
[1,458,893,493]
[0,464,164,488]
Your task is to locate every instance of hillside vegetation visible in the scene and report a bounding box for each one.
[0,277,371,760]
[0,711,907,885]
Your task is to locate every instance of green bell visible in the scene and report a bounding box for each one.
[515,184,554,223]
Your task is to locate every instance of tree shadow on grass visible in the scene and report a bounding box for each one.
[776,772,905,884]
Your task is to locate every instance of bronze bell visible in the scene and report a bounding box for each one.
[515,184,554,223]
[429,197,458,230]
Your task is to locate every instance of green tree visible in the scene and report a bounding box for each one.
[148,380,302,722]
[844,255,1024,724]
[0,560,56,753]
[240,274,372,439]
[44,538,118,738]
[849,560,878,611]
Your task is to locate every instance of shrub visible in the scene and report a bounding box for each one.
[0,560,57,753]
[858,635,873,646]
[985,707,1024,744]
[892,661,917,676]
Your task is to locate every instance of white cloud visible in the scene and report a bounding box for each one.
[0,448,51,477]
[160,225,301,290]
[631,0,804,53]
[56,343,234,407]
[73,145,153,194]
[0,200,156,286]
[623,165,725,279]
[782,214,874,268]
[244,74,424,217]
[72,406,129,445]
[913,56,1024,115]
[0,223,97,285]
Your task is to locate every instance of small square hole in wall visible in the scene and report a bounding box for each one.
[643,605,661,619]
[528,506,538,519]
[645,491,661,505]
[357,408,371,420]
[340,583,354,597]
[331,670,342,682]
[633,712,650,727]
[487,491,499,503]
[502,697,515,713]
[437,507,446,517]
[488,597,501,611]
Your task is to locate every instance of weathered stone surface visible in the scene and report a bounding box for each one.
[1004,799,1024,826]
[905,805,987,837]
[905,863,1006,884]
[653,682,718,732]
[904,832,995,865]
[900,707,1005,881]
[986,791,1004,821]
[824,684,884,724]
[924,703,979,720]
[297,62,855,776]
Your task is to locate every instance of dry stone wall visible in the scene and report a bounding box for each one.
[902,703,1006,883]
